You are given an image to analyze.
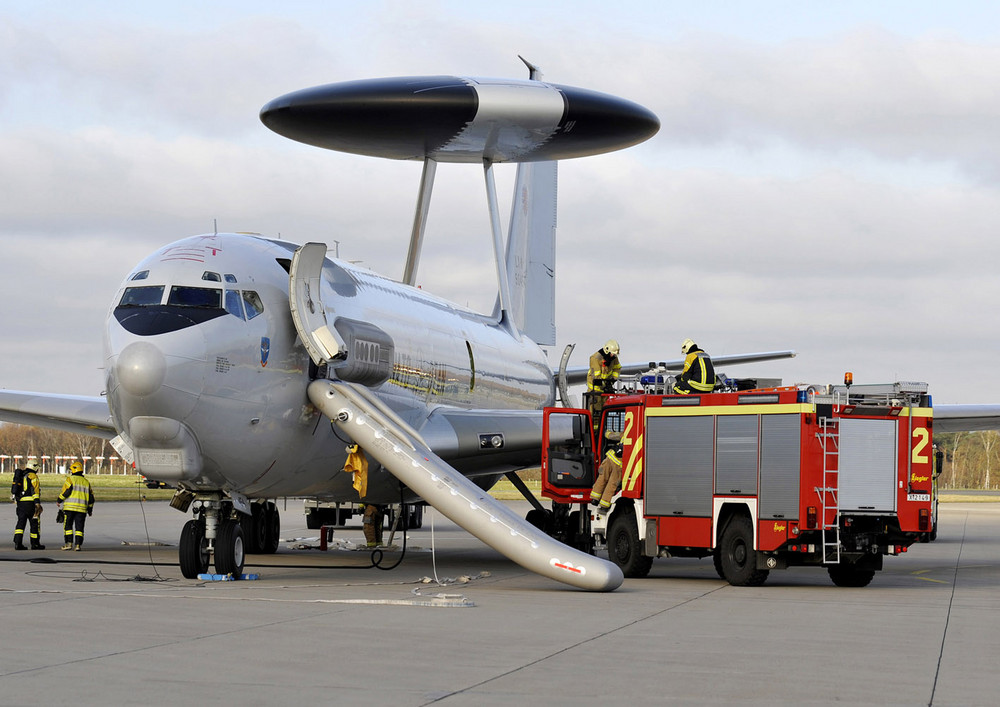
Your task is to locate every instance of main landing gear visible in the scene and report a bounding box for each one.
[177,495,280,579]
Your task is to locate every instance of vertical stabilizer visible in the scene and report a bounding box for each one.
[504,159,558,345]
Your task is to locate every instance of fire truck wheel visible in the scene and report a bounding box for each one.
[712,550,725,579]
[526,508,555,534]
[608,511,652,578]
[719,514,769,586]
[827,564,876,588]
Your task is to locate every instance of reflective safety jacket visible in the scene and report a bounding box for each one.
[674,348,716,394]
[58,473,95,513]
[587,349,621,392]
[344,445,369,499]
[17,472,41,503]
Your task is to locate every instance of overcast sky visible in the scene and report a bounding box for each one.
[3,1,1000,404]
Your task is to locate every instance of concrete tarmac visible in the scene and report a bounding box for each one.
[1,500,998,706]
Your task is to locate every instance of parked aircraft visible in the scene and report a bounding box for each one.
[0,63,800,590]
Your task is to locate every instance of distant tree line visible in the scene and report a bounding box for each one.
[0,423,129,474]
[3,422,998,488]
[935,431,1000,490]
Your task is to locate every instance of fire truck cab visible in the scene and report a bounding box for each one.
[541,381,938,587]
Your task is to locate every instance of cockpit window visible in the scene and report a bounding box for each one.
[225,290,245,319]
[201,271,222,282]
[242,291,264,320]
[130,270,150,281]
[224,274,238,284]
[168,286,222,308]
[120,286,164,306]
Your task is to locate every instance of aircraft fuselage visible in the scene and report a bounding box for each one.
[103,233,553,502]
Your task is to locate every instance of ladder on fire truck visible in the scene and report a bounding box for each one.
[817,416,841,564]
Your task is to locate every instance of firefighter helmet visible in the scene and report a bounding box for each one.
[681,338,696,354]
[602,339,620,356]
[70,462,83,473]
[25,459,39,470]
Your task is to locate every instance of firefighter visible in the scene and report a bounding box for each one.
[673,338,716,395]
[362,504,385,548]
[57,461,95,551]
[341,442,383,548]
[587,340,621,427]
[590,441,624,514]
[13,459,44,550]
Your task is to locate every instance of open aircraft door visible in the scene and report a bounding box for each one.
[541,408,595,503]
[289,242,348,367]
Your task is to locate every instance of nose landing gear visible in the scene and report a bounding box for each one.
[178,495,276,579]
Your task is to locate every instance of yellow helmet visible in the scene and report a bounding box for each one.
[70,461,83,473]
[681,338,696,354]
[602,339,620,356]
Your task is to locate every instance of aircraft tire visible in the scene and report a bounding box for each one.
[241,506,262,554]
[215,519,246,577]
[179,519,210,579]
[262,502,280,554]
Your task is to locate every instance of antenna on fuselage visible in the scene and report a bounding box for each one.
[518,55,543,81]
[213,218,218,236]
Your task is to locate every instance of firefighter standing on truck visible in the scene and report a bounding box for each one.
[58,461,95,551]
[587,340,621,426]
[673,339,716,394]
[12,459,44,550]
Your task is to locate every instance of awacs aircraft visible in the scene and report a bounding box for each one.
[0,62,801,590]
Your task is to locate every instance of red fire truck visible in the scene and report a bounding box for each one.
[540,381,939,587]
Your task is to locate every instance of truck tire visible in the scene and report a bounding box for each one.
[608,510,653,578]
[828,564,876,587]
[719,514,769,586]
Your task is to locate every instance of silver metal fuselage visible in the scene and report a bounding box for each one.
[103,233,554,502]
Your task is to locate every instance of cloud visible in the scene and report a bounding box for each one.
[2,8,1000,407]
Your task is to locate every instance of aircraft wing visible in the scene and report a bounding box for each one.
[933,404,1000,433]
[562,349,797,386]
[0,390,117,439]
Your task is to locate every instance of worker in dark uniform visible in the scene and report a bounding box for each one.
[590,441,624,514]
[586,340,621,428]
[57,461,95,551]
[673,338,716,395]
[12,459,44,550]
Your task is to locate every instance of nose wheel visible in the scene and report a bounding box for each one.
[179,518,210,578]
[214,519,245,577]
[177,498,250,579]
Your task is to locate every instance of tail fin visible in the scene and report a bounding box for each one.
[504,159,557,345]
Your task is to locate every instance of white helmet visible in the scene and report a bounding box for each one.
[26,459,40,471]
[681,338,696,355]
[603,339,620,356]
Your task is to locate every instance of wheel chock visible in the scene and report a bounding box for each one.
[197,573,260,581]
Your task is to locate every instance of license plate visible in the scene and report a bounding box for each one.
[907,493,931,502]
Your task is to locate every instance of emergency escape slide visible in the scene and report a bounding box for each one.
[308,380,624,592]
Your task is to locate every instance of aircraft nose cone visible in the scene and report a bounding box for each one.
[116,341,167,397]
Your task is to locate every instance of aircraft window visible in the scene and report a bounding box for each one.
[119,286,164,307]
[130,270,149,281]
[225,290,245,319]
[224,274,238,284]
[202,271,222,282]
[242,291,264,320]
[168,286,222,309]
